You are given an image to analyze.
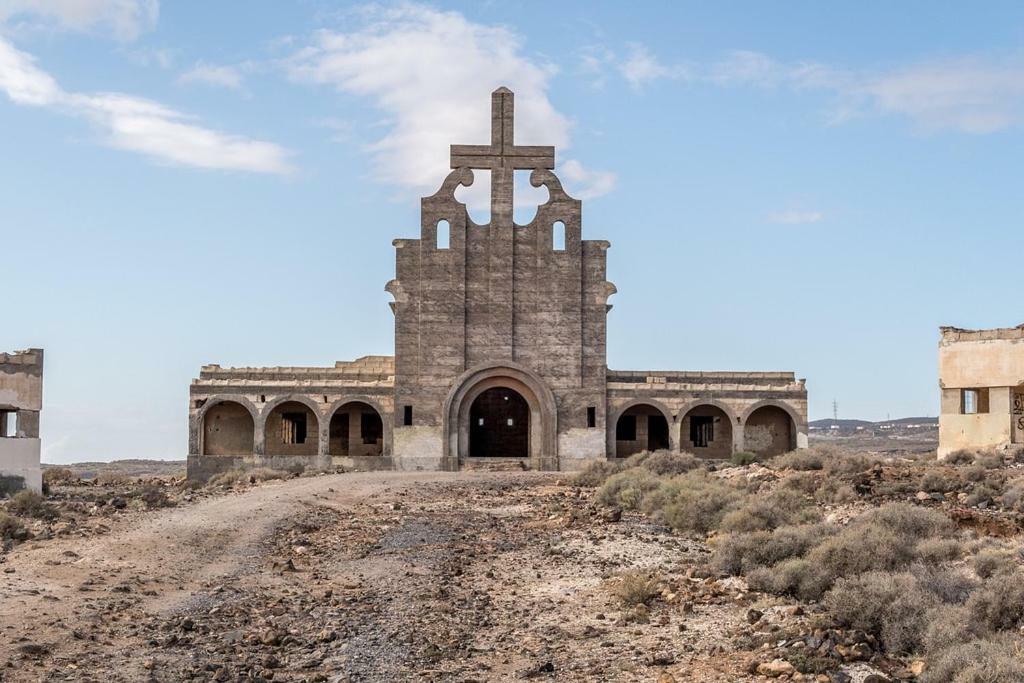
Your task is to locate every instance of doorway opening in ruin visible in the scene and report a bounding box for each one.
[681,405,733,458]
[201,401,255,456]
[328,401,384,457]
[265,401,319,456]
[469,387,530,458]
[614,404,670,457]
[744,405,794,457]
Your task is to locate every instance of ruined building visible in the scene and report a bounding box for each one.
[188,88,808,479]
[938,325,1024,458]
[1,348,43,493]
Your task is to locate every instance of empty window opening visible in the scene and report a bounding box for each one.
[436,219,450,249]
[260,394,266,403]
[690,416,715,448]
[361,411,383,445]
[553,221,566,251]
[962,388,990,415]
[282,412,307,444]
[587,406,596,428]
[323,395,328,403]
[616,414,637,441]
[0,411,17,438]
[403,405,413,426]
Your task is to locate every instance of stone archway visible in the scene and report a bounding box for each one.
[263,398,321,457]
[744,404,796,457]
[327,400,385,457]
[611,402,671,458]
[200,399,256,456]
[443,363,557,470]
[680,403,735,458]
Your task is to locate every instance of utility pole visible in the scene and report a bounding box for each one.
[832,399,838,422]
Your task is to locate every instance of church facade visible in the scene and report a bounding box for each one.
[187,88,808,480]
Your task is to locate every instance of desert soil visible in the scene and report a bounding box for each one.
[0,471,783,682]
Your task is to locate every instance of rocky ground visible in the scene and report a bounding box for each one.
[0,453,1019,682]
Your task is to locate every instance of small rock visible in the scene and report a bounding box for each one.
[746,608,763,624]
[757,658,796,677]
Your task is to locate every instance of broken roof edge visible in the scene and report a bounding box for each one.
[940,325,1024,343]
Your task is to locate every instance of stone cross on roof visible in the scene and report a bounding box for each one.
[449,87,554,225]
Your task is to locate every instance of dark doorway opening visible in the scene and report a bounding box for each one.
[690,416,714,448]
[648,414,670,450]
[469,387,530,458]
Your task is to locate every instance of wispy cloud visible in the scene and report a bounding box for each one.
[177,62,245,90]
[591,42,1024,135]
[0,38,294,173]
[286,3,615,204]
[768,209,823,225]
[0,0,159,41]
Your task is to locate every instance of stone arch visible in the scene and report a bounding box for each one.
[608,399,674,458]
[326,396,390,457]
[742,400,800,457]
[262,395,323,457]
[198,396,258,456]
[679,402,736,458]
[443,362,557,470]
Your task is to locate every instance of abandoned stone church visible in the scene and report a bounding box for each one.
[187,88,808,479]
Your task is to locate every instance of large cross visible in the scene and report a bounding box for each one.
[450,87,554,224]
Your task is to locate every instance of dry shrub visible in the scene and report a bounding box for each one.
[574,459,624,487]
[973,549,1016,579]
[771,449,824,471]
[719,488,819,533]
[6,490,58,520]
[643,469,744,534]
[730,451,760,466]
[208,467,290,488]
[42,467,75,484]
[638,450,700,476]
[139,485,176,509]
[867,502,955,538]
[0,511,25,540]
[920,469,962,493]
[922,634,1024,683]
[1000,480,1024,511]
[713,523,832,575]
[610,570,661,607]
[595,468,661,510]
[824,451,877,475]
[914,537,963,564]
[747,558,832,602]
[824,571,937,653]
[911,563,977,605]
[965,570,1024,632]
[815,478,858,504]
[965,484,1000,507]
[945,449,977,465]
[924,605,977,652]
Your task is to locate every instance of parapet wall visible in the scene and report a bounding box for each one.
[0,348,43,493]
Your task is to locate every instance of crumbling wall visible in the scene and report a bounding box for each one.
[0,348,43,493]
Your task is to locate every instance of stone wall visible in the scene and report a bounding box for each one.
[0,348,43,493]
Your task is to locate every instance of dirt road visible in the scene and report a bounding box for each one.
[0,471,753,682]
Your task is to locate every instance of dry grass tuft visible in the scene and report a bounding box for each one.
[610,570,661,607]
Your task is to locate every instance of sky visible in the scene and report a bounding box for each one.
[3,1,1024,462]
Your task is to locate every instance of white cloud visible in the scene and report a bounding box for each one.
[0,37,293,173]
[559,159,617,201]
[768,209,823,225]
[287,4,615,204]
[178,62,245,90]
[618,43,686,89]
[0,0,158,40]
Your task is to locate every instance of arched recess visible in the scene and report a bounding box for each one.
[262,396,323,457]
[469,386,530,458]
[443,363,557,470]
[199,397,257,456]
[680,403,735,458]
[743,401,798,457]
[327,398,388,457]
[609,399,673,458]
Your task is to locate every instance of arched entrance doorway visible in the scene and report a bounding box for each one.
[264,400,319,456]
[202,400,255,456]
[443,363,558,470]
[680,404,733,458]
[614,404,670,458]
[328,401,384,457]
[745,405,794,457]
[469,387,530,458]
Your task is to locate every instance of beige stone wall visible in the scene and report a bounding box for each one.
[0,348,43,493]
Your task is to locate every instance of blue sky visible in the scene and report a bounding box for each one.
[3,1,1023,462]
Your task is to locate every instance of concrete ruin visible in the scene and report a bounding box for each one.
[188,88,808,479]
[0,348,43,493]
[938,325,1024,458]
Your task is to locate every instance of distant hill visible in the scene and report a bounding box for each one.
[42,459,186,479]
[810,417,938,429]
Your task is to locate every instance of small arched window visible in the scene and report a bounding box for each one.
[436,219,450,249]
[553,221,566,251]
